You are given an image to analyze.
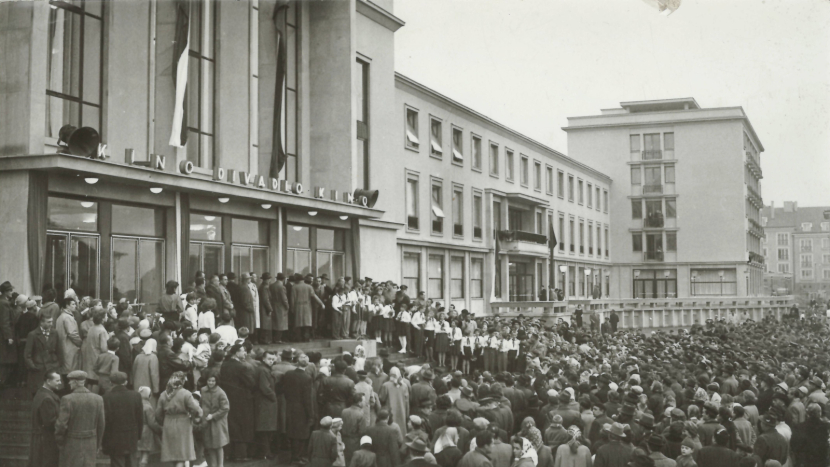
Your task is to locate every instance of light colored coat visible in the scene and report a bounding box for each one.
[81,324,108,378]
[292,281,324,327]
[155,387,203,462]
[200,385,230,449]
[132,352,160,394]
[56,311,82,374]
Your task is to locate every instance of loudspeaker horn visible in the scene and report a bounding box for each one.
[57,125,101,158]
[353,189,379,208]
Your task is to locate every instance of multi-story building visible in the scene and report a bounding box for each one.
[762,202,830,299]
[393,75,611,314]
[563,98,766,298]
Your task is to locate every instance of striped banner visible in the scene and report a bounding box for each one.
[169,0,190,148]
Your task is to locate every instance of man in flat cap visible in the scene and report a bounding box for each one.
[55,370,106,467]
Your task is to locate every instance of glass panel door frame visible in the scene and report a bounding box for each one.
[111,235,165,311]
[190,241,225,278]
[46,230,101,298]
[231,244,269,274]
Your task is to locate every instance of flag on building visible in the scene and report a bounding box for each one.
[169,0,190,148]
[270,2,290,179]
[549,217,557,289]
[490,231,501,303]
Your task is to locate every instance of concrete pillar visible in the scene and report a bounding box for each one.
[0,172,33,294]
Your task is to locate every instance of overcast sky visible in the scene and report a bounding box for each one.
[394,0,830,207]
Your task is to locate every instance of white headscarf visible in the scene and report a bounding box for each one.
[142,338,157,355]
[518,437,538,466]
[389,366,404,387]
[434,427,458,454]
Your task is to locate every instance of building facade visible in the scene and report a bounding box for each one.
[762,202,830,300]
[563,98,766,299]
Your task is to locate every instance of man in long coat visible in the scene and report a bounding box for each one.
[102,371,143,467]
[309,416,339,467]
[269,273,290,343]
[253,350,279,459]
[24,314,60,395]
[219,343,257,460]
[56,298,82,381]
[0,281,17,386]
[280,353,315,464]
[236,273,256,335]
[55,370,106,467]
[29,370,63,467]
[293,275,325,342]
[205,275,227,322]
[258,273,274,344]
[365,410,401,467]
[322,359,356,418]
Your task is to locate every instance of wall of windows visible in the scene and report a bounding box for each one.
[189,213,224,278]
[428,254,444,299]
[286,224,344,279]
[691,268,736,296]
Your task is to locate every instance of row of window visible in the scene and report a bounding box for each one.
[555,215,610,259]
[631,164,675,189]
[632,231,677,255]
[794,268,830,279]
[631,198,677,225]
[775,233,830,247]
[404,106,609,213]
[402,252,484,300]
[405,174,484,239]
[630,132,674,160]
[800,222,830,232]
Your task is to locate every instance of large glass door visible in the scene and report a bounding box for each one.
[112,237,164,312]
[190,243,224,279]
[232,245,269,274]
[46,232,99,298]
[508,262,534,301]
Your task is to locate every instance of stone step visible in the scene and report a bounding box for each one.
[0,429,30,445]
[1,442,29,457]
[0,418,31,431]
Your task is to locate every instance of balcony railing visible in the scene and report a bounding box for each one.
[746,151,763,179]
[643,150,663,160]
[748,251,765,265]
[643,184,663,194]
[644,250,664,262]
[645,215,664,228]
[746,185,763,209]
[498,230,548,245]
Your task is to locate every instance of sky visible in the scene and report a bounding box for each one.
[393,0,830,207]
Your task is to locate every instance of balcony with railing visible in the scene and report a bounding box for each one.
[643,184,663,194]
[643,150,662,160]
[644,214,664,228]
[748,218,764,238]
[746,151,763,179]
[746,185,763,209]
[498,230,549,256]
[644,250,664,262]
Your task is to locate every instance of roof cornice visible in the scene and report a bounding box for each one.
[356,0,405,32]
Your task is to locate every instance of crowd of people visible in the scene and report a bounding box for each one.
[3,274,830,467]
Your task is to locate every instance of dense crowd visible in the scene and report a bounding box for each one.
[3,276,830,467]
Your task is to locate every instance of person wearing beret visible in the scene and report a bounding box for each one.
[55,370,106,467]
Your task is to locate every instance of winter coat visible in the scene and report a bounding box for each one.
[292,281,323,328]
[0,296,15,364]
[80,323,108,378]
[102,385,144,455]
[137,398,162,452]
[219,357,256,443]
[24,327,60,394]
[279,366,315,439]
[132,351,160,394]
[254,361,279,432]
[155,387,203,462]
[56,310,82,374]
[55,386,106,467]
[29,386,61,467]
[269,281,290,331]
[200,384,230,449]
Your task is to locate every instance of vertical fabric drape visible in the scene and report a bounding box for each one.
[350,217,361,281]
[180,193,191,284]
[28,172,49,294]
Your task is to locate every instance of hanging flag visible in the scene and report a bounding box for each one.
[270,2,290,179]
[549,217,557,290]
[490,231,501,304]
[169,0,190,148]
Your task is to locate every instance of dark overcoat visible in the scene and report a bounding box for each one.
[0,296,16,364]
[29,386,61,467]
[219,357,256,443]
[102,385,144,455]
[259,281,274,330]
[280,367,315,439]
[309,429,338,467]
[364,422,401,467]
[292,281,323,328]
[269,280,290,331]
[55,386,106,467]
[24,327,60,394]
[254,361,279,432]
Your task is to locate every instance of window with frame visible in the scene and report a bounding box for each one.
[471,135,482,170]
[405,107,419,150]
[777,233,789,246]
[505,149,514,181]
[823,254,830,264]
[632,199,642,219]
[46,197,101,299]
[778,249,789,261]
[597,225,602,257]
[406,175,419,230]
[450,256,464,299]
[603,190,608,214]
[473,192,483,240]
[778,264,789,274]
[536,211,543,234]
[823,238,830,249]
[824,269,830,280]
[801,269,814,279]
[546,166,554,194]
[568,175,574,201]
[801,239,813,252]
[452,186,464,237]
[644,133,661,159]
[586,183,593,208]
[665,165,675,184]
[801,254,813,268]
[355,59,370,189]
[314,228,345,281]
[451,127,463,163]
[577,180,584,204]
[558,215,565,252]
[428,254,444,299]
[431,182,444,234]
[664,132,674,158]
[632,232,643,252]
[666,198,677,218]
[822,222,830,232]
[802,223,813,232]
[489,143,499,176]
[630,134,640,158]
[644,166,662,192]
[470,258,483,298]
[605,227,609,257]
[557,170,565,198]
[579,220,585,254]
[666,232,677,251]
[402,252,420,292]
[534,161,542,191]
[569,218,575,253]
[185,0,217,169]
[520,155,529,185]
[231,218,270,275]
[588,221,593,255]
[430,118,443,157]
[596,187,601,211]
[631,166,641,185]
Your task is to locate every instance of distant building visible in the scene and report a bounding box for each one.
[762,202,830,300]
[564,98,765,298]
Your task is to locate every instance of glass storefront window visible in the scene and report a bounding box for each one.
[190,242,224,279]
[428,254,444,299]
[232,245,269,274]
[48,197,98,231]
[112,204,164,237]
[190,213,222,241]
[286,249,311,277]
[287,225,310,248]
[112,237,164,312]
[232,218,268,245]
[46,233,99,298]
[317,228,345,251]
[316,252,345,281]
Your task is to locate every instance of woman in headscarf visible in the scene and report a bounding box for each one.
[155,371,204,467]
[137,386,162,467]
[519,417,543,453]
[434,426,463,467]
[509,436,537,467]
[379,366,410,436]
[332,418,346,467]
[552,426,592,467]
[354,345,366,372]
[133,338,160,402]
